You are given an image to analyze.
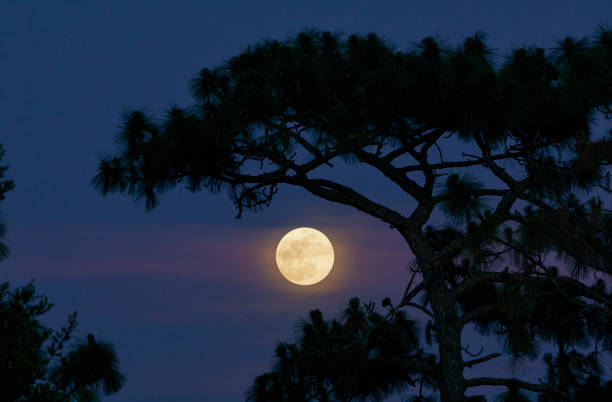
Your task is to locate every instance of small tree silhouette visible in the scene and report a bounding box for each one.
[0,281,126,401]
[0,146,125,401]
[0,145,15,259]
[246,298,436,401]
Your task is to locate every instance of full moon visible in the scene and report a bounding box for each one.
[275,227,334,286]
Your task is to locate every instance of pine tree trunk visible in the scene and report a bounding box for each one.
[427,263,465,402]
[435,317,464,402]
[401,231,466,402]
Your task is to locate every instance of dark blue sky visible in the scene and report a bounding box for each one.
[2,1,611,401]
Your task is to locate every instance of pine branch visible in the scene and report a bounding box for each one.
[463,352,502,368]
[355,149,427,201]
[297,177,410,228]
[401,151,522,173]
[465,377,571,400]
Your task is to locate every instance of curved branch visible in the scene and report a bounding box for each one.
[462,345,484,357]
[296,177,410,228]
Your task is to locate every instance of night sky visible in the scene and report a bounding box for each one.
[2,1,611,401]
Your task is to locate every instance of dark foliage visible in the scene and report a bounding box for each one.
[0,146,125,401]
[246,298,436,401]
[0,145,15,259]
[0,282,125,401]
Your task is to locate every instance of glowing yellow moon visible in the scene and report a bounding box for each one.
[275,227,334,285]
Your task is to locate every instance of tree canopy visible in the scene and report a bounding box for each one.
[95,28,612,401]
